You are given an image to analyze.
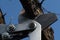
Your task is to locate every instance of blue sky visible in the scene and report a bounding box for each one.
[0,0,60,40]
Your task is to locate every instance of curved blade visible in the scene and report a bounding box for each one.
[35,13,57,30]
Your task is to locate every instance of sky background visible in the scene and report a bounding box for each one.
[0,0,60,40]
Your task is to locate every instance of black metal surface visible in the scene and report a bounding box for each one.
[9,28,35,39]
[10,28,35,34]
[35,13,57,30]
